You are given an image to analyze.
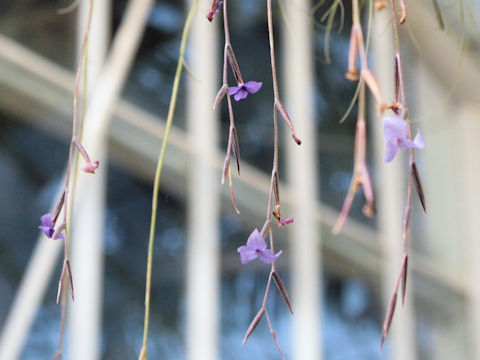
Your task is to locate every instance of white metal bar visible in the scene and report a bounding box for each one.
[185,1,220,359]
[455,105,480,359]
[372,11,416,360]
[67,1,110,359]
[282,1,322,359]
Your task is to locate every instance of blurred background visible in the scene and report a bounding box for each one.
[0,0,479,359]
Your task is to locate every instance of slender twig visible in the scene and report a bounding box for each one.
[138,2,198,359]
[333,80,375,234]
[242,3,295,355]
[381,0,426,347]
[51,1,95,358]
[267,0,301,145]
[346,0,386,112]
[215,0,243,213]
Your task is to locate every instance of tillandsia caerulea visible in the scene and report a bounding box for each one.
[237,229,282,264]
[38,213,65,240]
[229,81,262,102]
[206,1,223,22]
[383,116,425,162]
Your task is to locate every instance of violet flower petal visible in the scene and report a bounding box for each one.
[257,249,283,264]
[413,130,425,148]
[40,213,54,228]
[38,213,64,240]
[237,246,258,264]
[246,229,267,250]
[233,88,249,101]
[383,116,408,142]
[39,214,55,238]
[38,225,54,238]
[384,141,399,163]
[383,116,425,162]
[228,85,242,96]
[54,233,65,241]
[213,1,223,14]
[243,81,262,94]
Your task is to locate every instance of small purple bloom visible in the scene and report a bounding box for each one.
[277,217,294,227]
[228,81,262,102]
[383,116,425,162]
[237,229,282,264]
[213,1,223,14]
[206,1,223,22]
[38,213,64,240]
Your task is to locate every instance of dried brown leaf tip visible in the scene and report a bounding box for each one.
[399,0,407,24]
[411,162,426,213]
[276,101,302,145]
[272,271,293,314]
[345,69,360,82]
[374,0,388,11]
[242,308,265,345]
[387,102,403,114]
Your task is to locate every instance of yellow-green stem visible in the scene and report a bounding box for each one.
[139,1,198,358]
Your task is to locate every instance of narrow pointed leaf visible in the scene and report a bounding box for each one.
[401,255,408,305]
[231,127,241,175]
[332,178,358,234]
[52,191,66,224]
[272,271,293,314]
[56,262,66,304]
[242,308,265,345]
[65,260,75,301]
[273,172,280,205]
[411,162,426,213]
[381,290,398,349]
[226,45,243,84]
[265,311,286,359]
[221,153,230,185]
[276,101,301,145]
[213,85,228,109]
[228,165,240,214]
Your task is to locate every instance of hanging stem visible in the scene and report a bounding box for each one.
[381,0,426,348]
[138,2,198,359]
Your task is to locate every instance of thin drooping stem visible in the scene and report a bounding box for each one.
[333,80,374,234]
[381,0,426,347]
[267,0,301,145]
[216,0,243,213]
[347,0,386,111]
[51,282,67,360]
[51,1,95,358]
[138,2,198,359]
[242,4,294,355]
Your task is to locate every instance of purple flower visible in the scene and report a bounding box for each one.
[277,217,294,227]
[38,213,64,240]
[228,81,262,102]
[383,116,425,162]
[213,1,223,13]
[206,1,223,22]
[237,229,282,264]
[82,160,99,174]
